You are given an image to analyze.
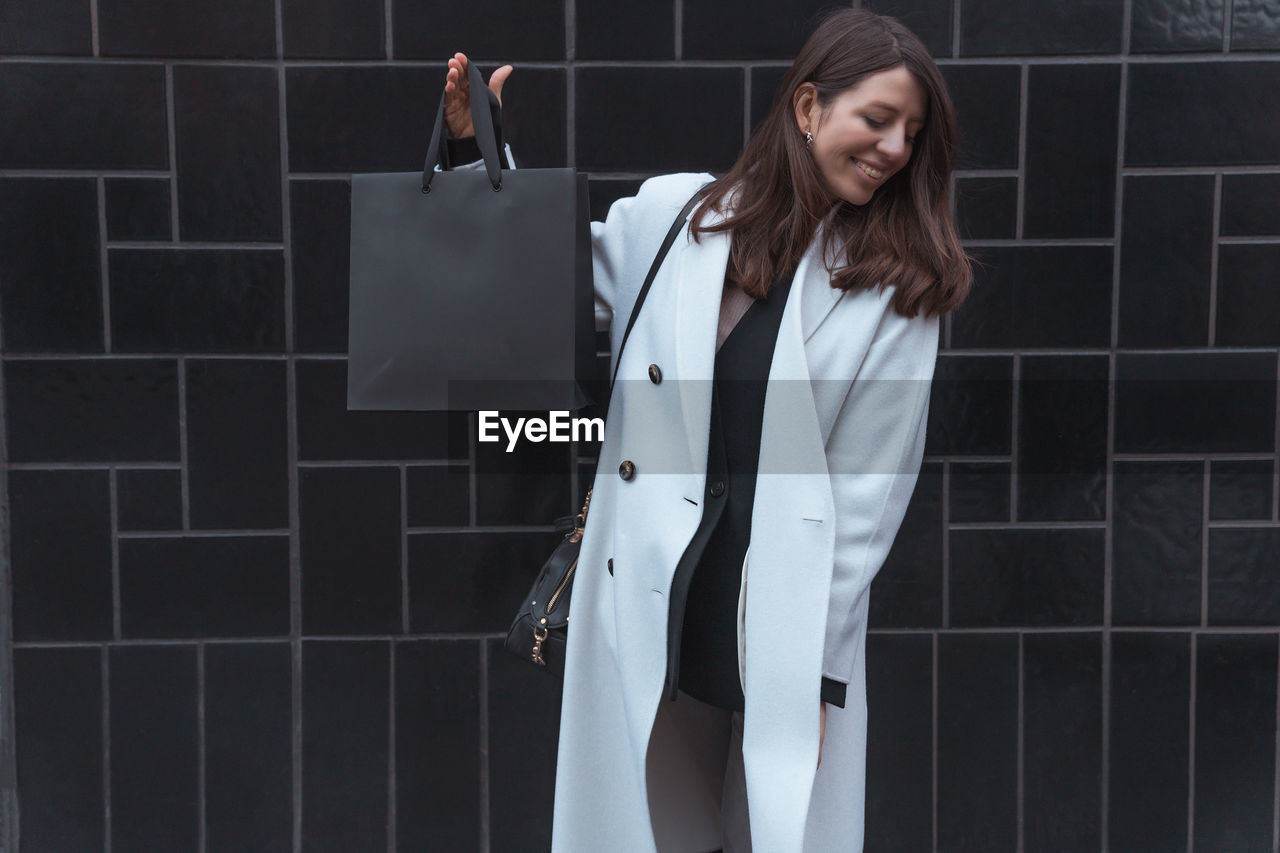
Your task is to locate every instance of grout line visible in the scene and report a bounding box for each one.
[401,465,410,633]
[478,640,490,853]
[165,64,179,241]
[1208,172,1222,346]
[742,65,751,157]
[942,461,950,628]
[0,280,14,853]
[384,0,393,61]
[1224,0,1235,51]
[110,470,121,640]
[1203,462,1212,632]
[89,0,99,56]
[673,0,682,60]
[178,358,190,529]
[1273,633,1279,853]
[567,1,576,168]
[931,630,939,852]
[951,0,961,58]
[1187,635,1197,851]
[1016,632,1024,853]
[387,639,397,853]
[1274,352,1280,524]
[97,177,111,352]
[468,412,478,527]
[103,646,112,853]
[197,642,207,853]
[1015,62,1028,241]
[1009,356,1020,522]
[102,241,285,250]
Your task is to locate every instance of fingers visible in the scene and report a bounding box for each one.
[489,64,514,106]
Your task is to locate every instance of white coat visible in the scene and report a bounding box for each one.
[473,151,939,852]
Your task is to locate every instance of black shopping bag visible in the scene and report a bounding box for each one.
[347,61,601,411]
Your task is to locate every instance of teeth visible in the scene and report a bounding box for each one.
[853,159,884,179]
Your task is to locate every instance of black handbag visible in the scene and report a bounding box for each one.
[503,181,714,676]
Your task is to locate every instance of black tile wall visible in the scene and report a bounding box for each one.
[173,65,283,242]
[1119,174,1215,347]
[1024,64,1120,238]
[8,469,113,641]
[395,639,481,852]
[0,63,168,169]
[0,177,102,352]
[1108,632,1191,852]
[109,249,286,352]
[1126,62,1280,165]
[5,8,1280,853]
[13,647,104,853]
[301,640,390,850]
[865,633,933,853]
[961,0,1123,54]
[1193,634,1278,851]
[119,535,290,638]
[105,178,172,242]
[205,643,293,853]
[186,359,289,529]
[108,644,200,852]
[1131,0,1224,51]
[97,0,275,58]
[1112,461,1204,625]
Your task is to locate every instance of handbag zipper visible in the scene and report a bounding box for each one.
[545,557,577,614]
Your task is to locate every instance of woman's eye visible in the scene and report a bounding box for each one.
[863,116,884,129]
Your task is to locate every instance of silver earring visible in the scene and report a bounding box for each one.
[804,130,814,147]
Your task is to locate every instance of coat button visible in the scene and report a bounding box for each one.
[648,364,662,384]
[710,480,725,497]
[607,558,614,576]
[619,460,636,481]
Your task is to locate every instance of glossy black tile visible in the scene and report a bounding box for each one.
[865,633,933,853]
[13,647,104,853]
[1232,0,1280,48]
[1022,632,1102,853]
[475,431,572,525]
[117,468,183,531]
[1115,352,1277,453]
[1111,461,1203,626]
[950,529,1105,627]
[283,0,384,58]
[576,0,674,59]
[1216,244,1280,346]
[587,178,646,222]
[406,464,470,527]
[119,535,290,638]
[0,63,167,169]
[683,0,835,58]
[955,176,1018,240]
[108,644,199,853]
[1017,355,1108,521]
[173,65,282,241]
[925,355,1013,456]
[491,66,568,169]
[1108,632,1191,853]
[300,467,402,635]
[1131,0,1223,52]
[940,66,1021,169]
[1126,62,1280,165]
[98,0,275,57]
[576,68,742,172]
[1025,64,1120,238]
[486,638,562,853]
[1221,172,1280,236]
[186,359,288,529]
[961,0,1122,54]
[1193,634,1277,851]
[204,643,292,853]
[105,177,171,242]
[393,0,563,59]
[1119,174,1215,346]
[950,246,1113,348]
[301,640,390,849]
[109,249,285,352]
[748,67,788,135]
[1208,528,1280,624]
[1209,459,1273,521]
[290,180,350,353]
[4,358,179,462]
[395,639,481,852]
[0,177,102,352]
[8,470,112,642]
[408,531,556,632]
[949,461,1011,523]
[870,462,943,629]
[865,0,955,56]
[296,360,466,460]
[937,633,1018,852]
[0,0,92,54]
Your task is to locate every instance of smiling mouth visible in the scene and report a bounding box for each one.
[851,159,885,180]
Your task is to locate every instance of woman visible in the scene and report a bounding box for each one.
[443,9,970,852]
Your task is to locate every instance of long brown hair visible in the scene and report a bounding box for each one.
[689,8,971,319]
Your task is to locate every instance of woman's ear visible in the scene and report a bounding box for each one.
[792,83,821,135]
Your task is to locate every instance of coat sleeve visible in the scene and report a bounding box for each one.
[820,303,940,706]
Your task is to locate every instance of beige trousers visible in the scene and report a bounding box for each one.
[646,688,752,853]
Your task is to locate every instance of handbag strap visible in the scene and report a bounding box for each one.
[609,182,715,392]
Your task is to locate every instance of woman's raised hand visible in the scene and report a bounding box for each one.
[443,52,513,139]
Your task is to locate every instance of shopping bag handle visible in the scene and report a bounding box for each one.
[422,58,504,193]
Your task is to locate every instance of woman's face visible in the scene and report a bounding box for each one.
[794,65,927,207]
